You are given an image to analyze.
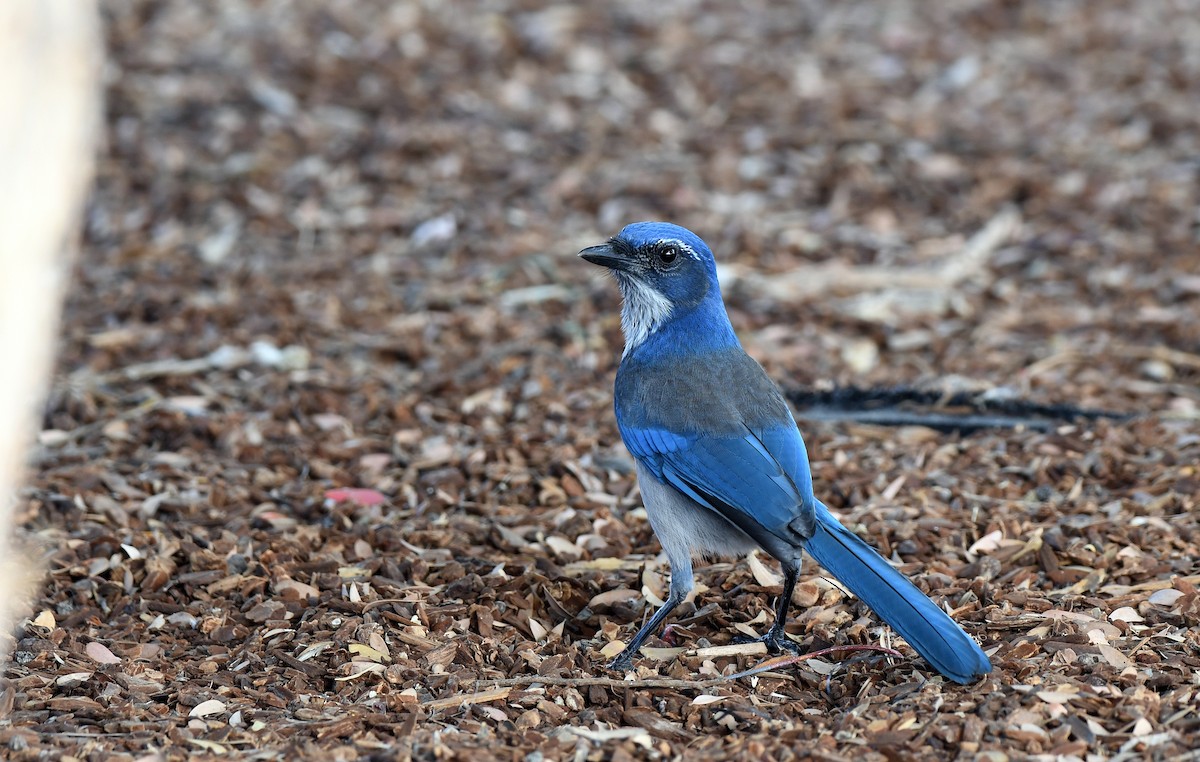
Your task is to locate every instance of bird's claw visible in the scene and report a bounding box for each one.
[732,630,803,655]
[606,650,635,671]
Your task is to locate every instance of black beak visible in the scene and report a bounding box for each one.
[578,242,630,271]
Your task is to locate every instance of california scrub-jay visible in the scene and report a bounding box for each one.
[580,221,990,684]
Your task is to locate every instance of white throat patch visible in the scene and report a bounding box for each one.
[615,274,672,356]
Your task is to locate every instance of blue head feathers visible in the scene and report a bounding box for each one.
[579,222,733,356]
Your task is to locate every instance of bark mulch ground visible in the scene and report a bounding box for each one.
[3,1,1199,759]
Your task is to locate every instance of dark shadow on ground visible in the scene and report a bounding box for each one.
[787,386,1133,433]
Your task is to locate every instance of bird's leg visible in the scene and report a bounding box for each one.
[734,562,802,654]
[607,558,693,671]
[761,562,802,653]
[606,592,684,671]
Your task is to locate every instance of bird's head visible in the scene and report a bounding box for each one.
[580,222,729,355]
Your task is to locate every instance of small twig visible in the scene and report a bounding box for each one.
[39,395,161,446]
[362,597,435,612]
[71,347,252,386]
[476,644,904,691]
[1113,343,1200,371]
[724,644,902,680]
[725,207,1020,302]
[479,674,729,690]
[423,686,512,711]
[959,492,1018,507]
[1020,350,1083,381]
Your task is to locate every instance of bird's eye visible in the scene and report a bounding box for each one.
[658,245,679,264]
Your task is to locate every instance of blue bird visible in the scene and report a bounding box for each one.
[580,221,991,684]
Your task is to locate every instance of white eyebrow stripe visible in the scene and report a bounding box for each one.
[654,238,700,260]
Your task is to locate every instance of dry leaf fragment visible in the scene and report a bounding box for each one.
[1083,621,1121,641]
[804,658,838,675]
[1109,607,1144,623]
[1042,609,1099,624]
[588,588,640,608]
[969,530,1004,555]
[245,600,286,622]
[600,641,626,659]
[692,694,726,706]
[142,556,176,591]
[475,704,508,722]
[55,672,92,688]
[641,567,667,604]
[544,535,582,559]
[642,584,666,608]
[274,578,320,600]
[296,641,334,661]
[1097,644,1133,669]
[1036,685,1080,704]
[567,726,654,749]
[47,697,103,712]
[189,699,227,718]
[423,642,458,668]
[349,643,389,662]
[564,557,638,573]
[747,551,782,587]
[880,473,906,501]
[165,396,209,415]
[312,413,350,432]
[792,580,822,607]
[640,647,685,661]
[367,631,390,659]
[85,641,122,665]
[1148,589,1184,606]
[32,610,55,629]
[334,662,387,681]
[733,623,761,639]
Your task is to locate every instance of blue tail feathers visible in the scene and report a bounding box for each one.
[805,501,991,684]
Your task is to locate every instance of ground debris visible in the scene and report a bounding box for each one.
[6,0,1199,759]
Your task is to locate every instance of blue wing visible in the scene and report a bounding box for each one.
[620,422,817,544]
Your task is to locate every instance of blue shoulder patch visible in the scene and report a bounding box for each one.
[621,425,694,460]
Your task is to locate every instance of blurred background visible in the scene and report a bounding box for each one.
[8,0,1200,758]
[77,0,1198,397]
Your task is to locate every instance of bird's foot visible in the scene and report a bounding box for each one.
[606,648,635,671]
[732,628,802,656]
